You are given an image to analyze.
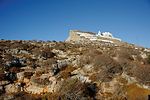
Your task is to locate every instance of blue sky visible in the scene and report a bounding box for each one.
[0,0,150,48]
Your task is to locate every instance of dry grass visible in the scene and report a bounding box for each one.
[132,65,150,85]
[58,66,76,79]
[126,84,150,100]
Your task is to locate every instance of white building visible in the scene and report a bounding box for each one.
[97,30,121,41]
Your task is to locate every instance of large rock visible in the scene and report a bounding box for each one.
[25,84,44,94]
[71,68,91,83]
[25,76,60,94]
[47,77,61,93]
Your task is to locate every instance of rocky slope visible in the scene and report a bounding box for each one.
[0,40,150,100]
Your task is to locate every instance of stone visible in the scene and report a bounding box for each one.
[101,78,118,94]
[51,65,60,76]
[17,72,24,81]
[0,81,9,85]
[51,60,68,76]
[23,78,30,83]
[57,60,68,69]
[19,50,30,54]
[5,58,25,69]
[25,85,44,94]
[71,68,91,83]
[47,77,61,92]
[5,83,21,93]
[144,49,150,52]
[24,76,59,94]
[140,52,147,59]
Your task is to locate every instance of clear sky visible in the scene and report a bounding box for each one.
[0,0,150,48]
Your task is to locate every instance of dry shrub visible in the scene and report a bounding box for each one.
[80,49,103,66]
[43,93,61,100]
[34,69,45,77]
[31,48,41,56]
[132,65,150,85]
[42,58,57,67]
[80,49,124,80]
[31,77,50,86]
[9,67,20,73]
[12,92,41,100]
[0,72,5,81]
[0,62,4,73]
[27,44,37,51]
[126,84,150,100]
[90,63,123,83]
[4,54,13,61]
[41,50,55,59]
[92,54,113,69]
[117,47,141,61]
[54,42,67,51]
[32,47,55,59]
[58,66,76,79]
[89,55,124,82]
[31,72,51,86]
[147,55,150,64]
[0,41,11,49]
[57,78,98,100]
[10,42,30,50]
[24,72,34,79]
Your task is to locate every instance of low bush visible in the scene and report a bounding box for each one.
[13,92,41,100]
[5,72,17,82]
[58,66,76,79]
[42,58,57,67]
[33,47,55,59]
[31,76,50,86]
[147,55,150,64]
[4,58,26,72]
[80,49,103,66]
[41,50,55,59]
[133,65,150,85]
[58,78,98,100]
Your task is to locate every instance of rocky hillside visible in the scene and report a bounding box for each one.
[0,40,150,100]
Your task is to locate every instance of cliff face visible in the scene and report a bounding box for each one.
[66,30,96,42]
[66,30,82,42]
[0,38,150,100]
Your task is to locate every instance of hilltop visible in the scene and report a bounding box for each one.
[0,30,150,100]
